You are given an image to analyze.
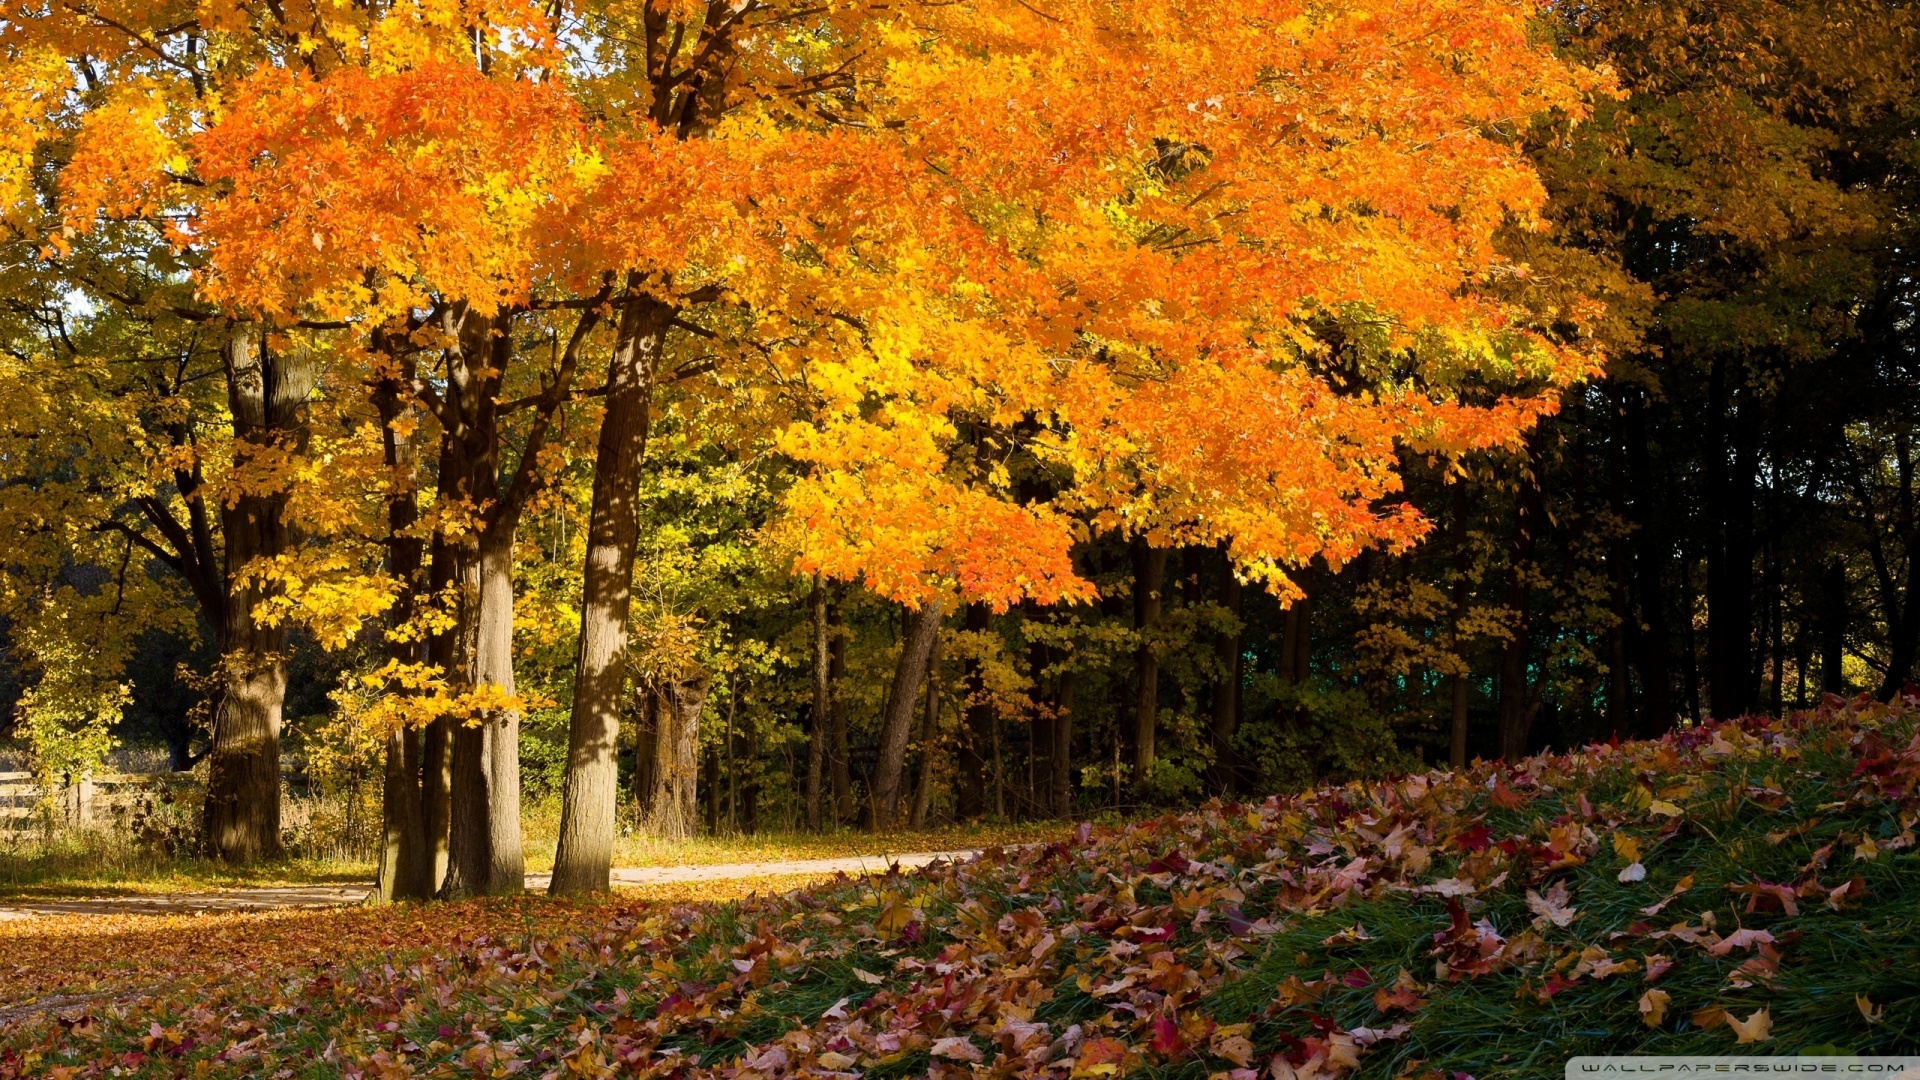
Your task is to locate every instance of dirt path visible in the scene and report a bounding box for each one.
[0,849,980,919]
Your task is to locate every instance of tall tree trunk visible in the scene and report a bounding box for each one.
[1624,389,1675,734]
[1282,582,1313,683]
[1821,559,1848,694]
[204,324,313,863]
[1447,482,1473,769]
[373,362,431,902]
[632,692,659,817]
[806,581,829,831]
[870,600,943,831]
[444,530,526,897]
[956,602,993,818]
[643,674,708,839]
[827,601,852,824]
[1497,437,1542,760]
[551,292,673,894]
[1130,540,1168,784]
[1050,669,1074,817]
[1705,358,1757,718]
[1208,548,1243,795]
[910,632,941,829]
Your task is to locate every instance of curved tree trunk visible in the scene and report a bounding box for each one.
[870,599,943,831]
[204,323,313,863]
[551,292,673,894]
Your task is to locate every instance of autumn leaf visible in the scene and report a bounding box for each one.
[930,1037,984,1062]
[1526,882,1577,928]
[1726,1009,1773,1043]
[1638,989,1671,1028]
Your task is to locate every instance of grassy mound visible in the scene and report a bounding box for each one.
[6,701,1919,1079]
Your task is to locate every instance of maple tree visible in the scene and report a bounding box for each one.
[0,0,1702,907]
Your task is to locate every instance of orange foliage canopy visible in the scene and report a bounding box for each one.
[10,0,1605,609]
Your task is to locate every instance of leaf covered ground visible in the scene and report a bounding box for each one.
[6,701,1920,1079]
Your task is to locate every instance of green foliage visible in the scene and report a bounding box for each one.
[1233,677,1415,795]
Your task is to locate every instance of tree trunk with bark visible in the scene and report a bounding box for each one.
[550,291,673,894]
[910,632,941,829]
[643,674,708,839]
[826,601,853,824]
[870,600,943,830]
[956,602,993,818]
[204,323,314,863]
[806,582,829,831]
[1130,540,1168,783]
[373,361,432,902]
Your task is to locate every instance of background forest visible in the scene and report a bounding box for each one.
[1,0,1915,888]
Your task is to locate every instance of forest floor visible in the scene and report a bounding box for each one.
[7,702,1920,1078]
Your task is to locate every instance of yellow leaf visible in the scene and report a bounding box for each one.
[1857,995,1884,1024]
[1638,989,1670,1029]
[1649,800,1684,817]
[1613,834,1642,863]
[1726,1008,1772,1043]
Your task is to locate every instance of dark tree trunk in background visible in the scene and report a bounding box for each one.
[551,288,667,894]
[632,692,658,818]
[1130,540,1168,783]
[1209,548,1243,794]
[870,600,942,830]
[957,602,993,819]
[643,674,708,839]
[1606,387,1634,736]
[1498,437,1543,760]
[204,323,314,863]
[1282,578,1313,683]
[1625,390,1675,734]
[827,601,853,824]
[806,581,829,831]
[1705,357,1758,718]
[1051,669,1075,816]
[1448,482,1472,769]
[1822,560,1848,694]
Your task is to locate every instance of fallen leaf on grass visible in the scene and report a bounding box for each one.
[850,968,885,985]
[1857,995,1884,1024]
[1618,862,1647,883]
[1527,882,1577,928]
[1639,989,1670,1028]
[1706,928,1774,957]
[1727,1008,1773,1043]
